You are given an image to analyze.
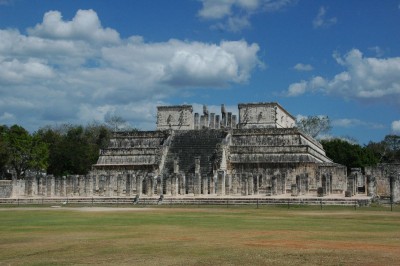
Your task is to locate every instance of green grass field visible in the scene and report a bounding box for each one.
[0,205,399,265]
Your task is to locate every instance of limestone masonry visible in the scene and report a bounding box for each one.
[3,102,400,202]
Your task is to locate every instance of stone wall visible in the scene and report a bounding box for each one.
[238,102,295,129]
[365,164,400,202]
[157,105,194,130]
[0,180,12,198]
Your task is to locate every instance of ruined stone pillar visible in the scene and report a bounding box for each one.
[209,113,215,129]
[181,173,187,195]
[199,116,204,128]
[79,176,85,196]
[49,175,55,197]
[217,170,225,196]
[194,157,201,196]
[136,175,143,196]
[225,174,231,195]
[254,174,259,195]
[171,174,178,196]
[243,176,248,196]
[272,175,277,195]
[296,175,301,196]
[209,174,215,195]
[147,175,154,196]
[194,113,200,130]
[247,174,253,195]
[203,105,209,128]
[390,175,400,203]
[227,112,232,128]
[11,174,18,198]
[61,176,66,197]
[165,175,172,196]
[202,175,208,195]
[86,175,93,197]
[221,104,226,128]
[367,175,376,197]
[215,115,220,129]
[38,175,44,196]
[232,115,237,129]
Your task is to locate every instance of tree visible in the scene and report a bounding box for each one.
[2,125,48,179]
[321,138,379,171]
[297,115,332,138]
[37,123,112,176]
[0,125,10,179]
[105,113,127,132]
[366,135,400,163]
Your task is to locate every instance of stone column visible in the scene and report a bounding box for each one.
[11,174,18,198]
[232,115,237,129]
[165,175,171,196]
[194,157,201,196]
[254,174,259,195]
[147,175,154,196]
[79,176,85,196]
[202,175,208,195]
[62,176,67,197]
[221,104,226,128]
[247,174,253,196]
[50,175,55,197]
[296,175,301,196]
[194,113,200,130]
[390,174,400,203]
[171,174,178,196]
[209,174,216,195]
[38,175,44,196]
[243,176,248,196]
[215,115,220,129]
[203,105,209,128]
[227,112,232,128]
[87,175,93,197]
[217,170,225,196]
[272,175,277,195]
[136,175,143,196]
[209,113,215,129]
[367,175,375,197]
[225,174,231,195]
[183,174,187,195]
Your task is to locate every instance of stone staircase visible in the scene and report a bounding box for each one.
[163,130,228,175]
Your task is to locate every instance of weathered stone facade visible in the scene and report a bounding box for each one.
[4,102,399,202]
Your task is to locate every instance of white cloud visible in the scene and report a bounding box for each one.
[392,120,400,132]
[198,0,296,32]
[0,9,261,131]
[28,10,120,44]
[293,63,313,71]
[285,49,400,103]
[332,118,384,129]
[313,6,337,29]
[368,46,384,57]
[0,112,15,121]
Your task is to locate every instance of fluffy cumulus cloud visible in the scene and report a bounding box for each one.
[0,9,261,130]
[286,49,400,103]
[198,0,296,32]
[392,120,400,132]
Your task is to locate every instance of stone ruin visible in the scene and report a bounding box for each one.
[3,102,400,202]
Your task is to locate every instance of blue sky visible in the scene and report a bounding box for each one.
[0,0,399,144]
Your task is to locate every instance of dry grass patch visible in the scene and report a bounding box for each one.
[0,206,399,265]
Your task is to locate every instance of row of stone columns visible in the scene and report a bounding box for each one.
[194,105,237,130]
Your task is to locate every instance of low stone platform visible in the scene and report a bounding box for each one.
[0,195,372,206]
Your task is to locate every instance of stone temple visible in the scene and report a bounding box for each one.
[1,102,399,203]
